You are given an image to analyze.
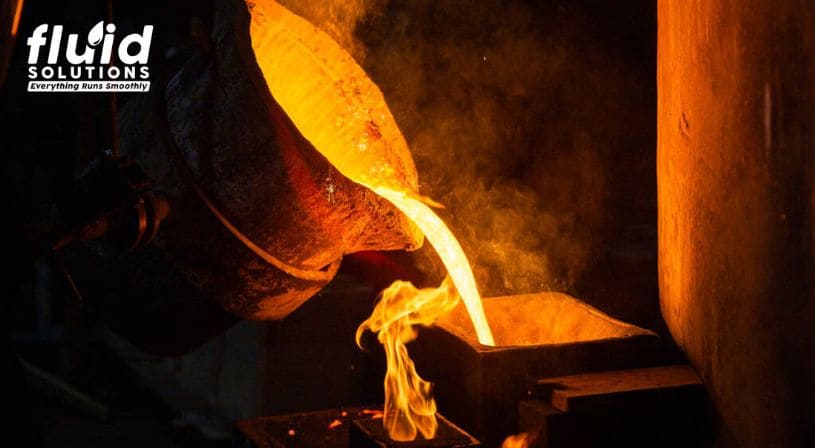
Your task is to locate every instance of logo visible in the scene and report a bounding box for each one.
[26,21,153,93]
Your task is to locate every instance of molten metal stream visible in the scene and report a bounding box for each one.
[372,187,495,346]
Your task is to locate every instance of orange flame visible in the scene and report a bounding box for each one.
[356,277,460,441]
[502,432,535,448]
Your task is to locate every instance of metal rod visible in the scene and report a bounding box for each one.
[54,252,83,305]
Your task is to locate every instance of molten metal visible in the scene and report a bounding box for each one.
[248,0,418,194]
[372,187,494,346]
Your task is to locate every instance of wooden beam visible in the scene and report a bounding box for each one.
[532,365,703,413]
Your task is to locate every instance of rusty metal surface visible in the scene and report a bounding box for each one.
[658,1,815,446]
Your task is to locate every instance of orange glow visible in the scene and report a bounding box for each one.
[502,432,534,448]
[356,278,461,441]
[249,0,419,194]
[440,292,653,347]
[11,0,24,37]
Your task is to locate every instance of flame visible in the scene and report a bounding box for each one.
[502,432,534,448]
[356,277,460,441]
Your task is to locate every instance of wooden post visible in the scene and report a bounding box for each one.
[658,1,815,446]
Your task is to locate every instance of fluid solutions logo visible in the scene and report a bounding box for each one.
[26,21,152,92]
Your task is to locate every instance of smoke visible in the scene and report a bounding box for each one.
[277,0,384,60]
[282,0,645,297]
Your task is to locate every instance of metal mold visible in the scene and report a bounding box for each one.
[410,292,681,445]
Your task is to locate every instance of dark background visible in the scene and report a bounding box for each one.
[0,1,658,446]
